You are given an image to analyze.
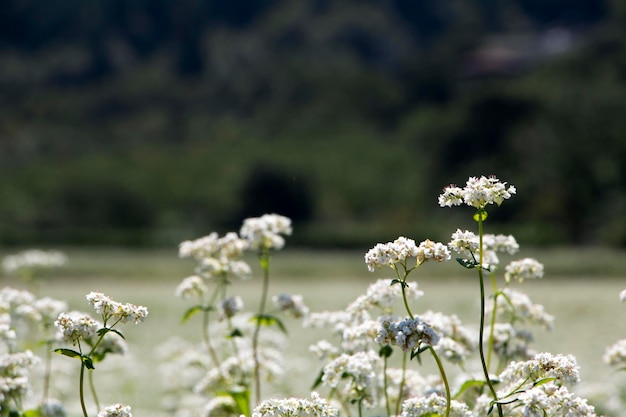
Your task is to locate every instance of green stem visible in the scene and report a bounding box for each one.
[89,368,100,411]
[486,274,499,370]
[395,351,408,417]
[252,249,271,406]
[400,282,414,320]
[428,346,450,417]
[202,308,221,367]
[79,361,89,417]
[383,356,391,417]
[42,339,53,405]
[477,216,503,417]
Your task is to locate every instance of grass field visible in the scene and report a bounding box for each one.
[2,246,626,416]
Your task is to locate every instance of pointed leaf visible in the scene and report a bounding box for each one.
[251,314,288,334]
[533,377,556,387]
[454,379,487,399]
[53,348,82,359]
[182,305,205,324]
[230,389,251,417]
[379,345,393,358]
[82,356,95,370]
[311,368,325,390]
[22,409,43,417]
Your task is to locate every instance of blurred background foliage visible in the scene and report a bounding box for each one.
[1,0,626,248]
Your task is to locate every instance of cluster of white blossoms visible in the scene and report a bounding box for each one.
[175,275,209,299]
[54,311,99,345]
[86,292,148,325]
[252,392,339,417]
[321,350,381,406]
[493,288,554,330]
[217,296,244,320]
[603,338,626,367]
[347,279,423,315]
[364,237,419,271]
[402,392,473,417]
[179,232,252,280]
[2,249,67,275]
[272,293,309,318]
[240,213,293,251]
[418,310,476,364]
[438,175,516,209]
[504,258,544,283]
[447,229,479,258]
[376,317,440,351]
[0,350,39,406]
[489,322,534,361]
[416,239,451,264]
[97,403,132,417]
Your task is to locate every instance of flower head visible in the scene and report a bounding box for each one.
[97,404,132,417]
[86,292,148,325]
[376,317,440,351]
[240,214,292,251]
[416,239,451,264]
[438,175,516,209]
[504,258,544,283]
[272,293,309,318]
[252,392,338,417]
[175,275,209,299]
[364,237,418,272]
[54,311,99,345]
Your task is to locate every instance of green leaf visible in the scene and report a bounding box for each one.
[230,389,251,417]
[379,345,393,358]
[533,377,556,387]
[53,348,82,359]
[82,356,95,370]
[456,258,479,269]
[22,409,43,417]
[454,379,487,399]
[229,328,244,338]
[473,209,488,222]
[182,305,206,324]
[251,314,288,334]
[311,368,325,390]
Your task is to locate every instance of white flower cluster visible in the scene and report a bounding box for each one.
[448,229,479,257]
[483,234,520,255]
[240,213,292,251]
[86,292,148,324]
[218,296,244,320]
[0,350,39,406]
[416,239,451,264]
[492,288,554,330]
[347,279,423,314]
[504,258,544,283]
[2,249,67,274]
[364,236,418,271]
[418,310,476,364]
[272,293,309,318]
[252,392,339,417]
[603,339,626,367]
[97,403,132,417]
[402,393,473,417]
[321,350,380,407]
[179,232,252,280]
[175,275,209,299]
[376,317,440,351]
[438,175,516,209]
[499,352,580,388]
[54,311,99,345]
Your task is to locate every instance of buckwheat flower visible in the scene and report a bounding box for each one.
[309,340,340,360]
[218,296,244,320]
[376,317,440,351]
[401,393,473,417]
[517,387,550,417]
[252,392,339,417]
[321,350,381,407]
[483,234,520,255]
[448,229,479,257]
[0,323,16,345]
[489,323,533,361]
[364,236,418,271]
[179,232,220,260]
[620,288,626,302]
[504,258,544,283]
[33,297,68,324]
[438,185,465,207]
[528,352,580,386]
[347,279,423,314]
[419,310,476,362]
[175,275,209,299]
[272,293,309,318]
[97,403,132,417]
[416,239,451,264]
[493,288,554,330]
[2,249,67,274]
[54,311,99,345]
[240,213,292,251]
[603,339,626,367]
[86,292,148,324]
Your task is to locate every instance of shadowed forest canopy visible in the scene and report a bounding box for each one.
[1,0,626,247]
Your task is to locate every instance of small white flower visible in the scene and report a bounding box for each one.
[416,239,451,264]
[365,236,418,271]
[620,288,626,302]
[504,258,544,283]
[240,214,292,251]
[97,403,132,417]
[175,275,209,299]
[272,293,309,318]
[439,175,516,209]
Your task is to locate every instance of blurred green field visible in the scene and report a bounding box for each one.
[2,246,626,415]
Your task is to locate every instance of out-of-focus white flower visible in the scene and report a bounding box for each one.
[33,297,68,324]
[364,236,418,272]
[491,288,554,330]
[252,392,338,417]
[483,234,520,255]
[402,393,473,417]
[272,293,309,318]
[240,214,292,251]
[504,258,544,283]
[321,350,381,407]
[347,279,423,314]
[603,339,626,367]
[416,239,451,264]
[438,175,516,209]
[175,275,209,299]
[620,288,626,302]
[179,232,251,279]
[2,249,67,274]
[448,229,479,257]
[218,296,244,320]
[97,403,132,417]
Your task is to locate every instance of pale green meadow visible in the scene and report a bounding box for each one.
[3,245,625,416]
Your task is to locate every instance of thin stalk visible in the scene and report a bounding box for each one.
[88,369,100,411]
[252,249,271,406]
[395,351,408,417]
[401,283,414,320]
[383,356,391,417]
[477,217,504,417]
[428,346,450,417]
[486,274,499,370]
[79,361,89,417]
[42,339,53,405]
[202,308,221,367]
